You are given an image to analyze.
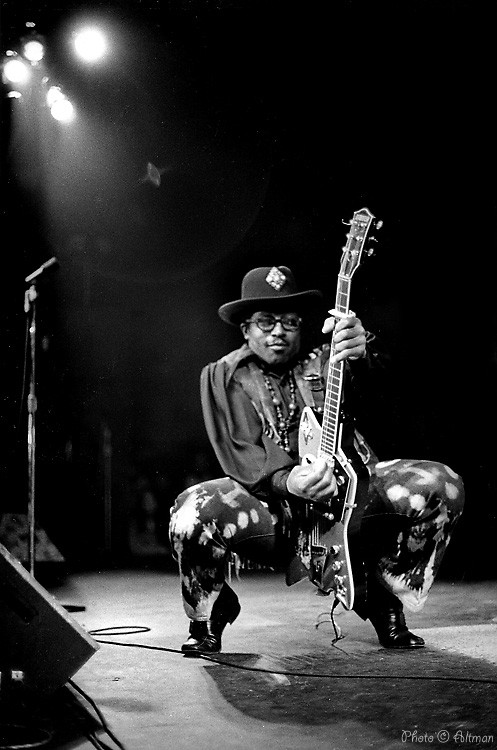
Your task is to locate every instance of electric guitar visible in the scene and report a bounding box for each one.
[298,207,381,610]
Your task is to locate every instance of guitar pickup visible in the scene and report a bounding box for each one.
[311,545,328,557]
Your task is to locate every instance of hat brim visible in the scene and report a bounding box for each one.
[218,289,323,326]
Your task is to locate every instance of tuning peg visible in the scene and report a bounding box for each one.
[375,219,383,230]
[342,219,352,226]
[365,237,378,257]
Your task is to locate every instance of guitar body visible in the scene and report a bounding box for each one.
[299,406,368,610]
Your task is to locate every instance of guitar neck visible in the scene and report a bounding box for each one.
[319,274,351,460]
[316,206,378,463]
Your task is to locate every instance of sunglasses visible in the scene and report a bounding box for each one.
[245,314,302,332]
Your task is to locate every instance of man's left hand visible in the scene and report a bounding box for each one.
[322,314,367,363]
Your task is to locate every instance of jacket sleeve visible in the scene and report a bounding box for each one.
[350,330,390,375]
[309,332,389,405]
[200,360,296,497]
[344,330,392,434]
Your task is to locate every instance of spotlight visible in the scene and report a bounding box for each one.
[22,39,46,63]
[46,85,64,107]
[3,57,31,85]
[50,97,75,123]
[73,28,107,63]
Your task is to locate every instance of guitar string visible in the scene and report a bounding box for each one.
[309,276,349,583]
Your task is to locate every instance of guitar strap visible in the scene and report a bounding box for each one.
[241,360,327,442]
[294,361,325,411]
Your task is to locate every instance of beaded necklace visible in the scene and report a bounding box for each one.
[261,368,298,452]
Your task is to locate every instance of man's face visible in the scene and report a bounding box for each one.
[242,310,302,366]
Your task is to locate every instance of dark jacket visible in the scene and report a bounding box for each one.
[200,333,388,502]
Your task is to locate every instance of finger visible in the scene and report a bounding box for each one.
[333,324,365,344]
[304,463,334,490]
[301,465,328,489]
[334,338,366,356]
[321,316,336,335]
[312,487,336,502]
[332,328,366,355]
[312,457,329,474]
[331,348,365,364]
[335,316,361,332]
[307,476,337,501]
[297,463,329,494]
[309,471,335,491]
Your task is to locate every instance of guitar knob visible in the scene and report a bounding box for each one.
[331,561,342,572]
[330,545,341,556]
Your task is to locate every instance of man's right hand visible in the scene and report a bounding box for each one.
[286,457,337,502]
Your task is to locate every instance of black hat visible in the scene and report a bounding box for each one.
[218,266,322,326]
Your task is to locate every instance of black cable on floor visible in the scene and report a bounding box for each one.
[89,627,151,636]
[85,731,114,750]
[68,680,126,750]
[200,652,497,685]
[93,637,180,654]
[88,627,497,685]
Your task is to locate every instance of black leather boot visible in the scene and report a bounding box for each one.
[367,575,425,649]
[181,584,241,656]
[181,621,209,653]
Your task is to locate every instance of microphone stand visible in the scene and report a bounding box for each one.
[22,258,86,612]
[24,257,58,577]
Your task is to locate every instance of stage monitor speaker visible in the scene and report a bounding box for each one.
[0,542,99,698]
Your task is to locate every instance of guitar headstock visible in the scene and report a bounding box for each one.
[340,207,382,279]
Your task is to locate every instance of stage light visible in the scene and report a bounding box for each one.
[73,28,107,62]
[47,86,75,122]
[50,97,75,123]
[46,85,64,107]
[3,57,31,85]
[22,39,45,63]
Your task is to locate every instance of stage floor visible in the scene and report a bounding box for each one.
[8,564,497,749]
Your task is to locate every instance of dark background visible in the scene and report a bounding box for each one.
[1,0,496,577]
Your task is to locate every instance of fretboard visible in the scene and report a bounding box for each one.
[319,274,351,460]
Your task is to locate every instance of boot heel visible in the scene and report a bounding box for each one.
[226,600,241,625]
[211,583,241,629]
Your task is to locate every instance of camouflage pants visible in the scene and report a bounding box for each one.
[169,459,464,621]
